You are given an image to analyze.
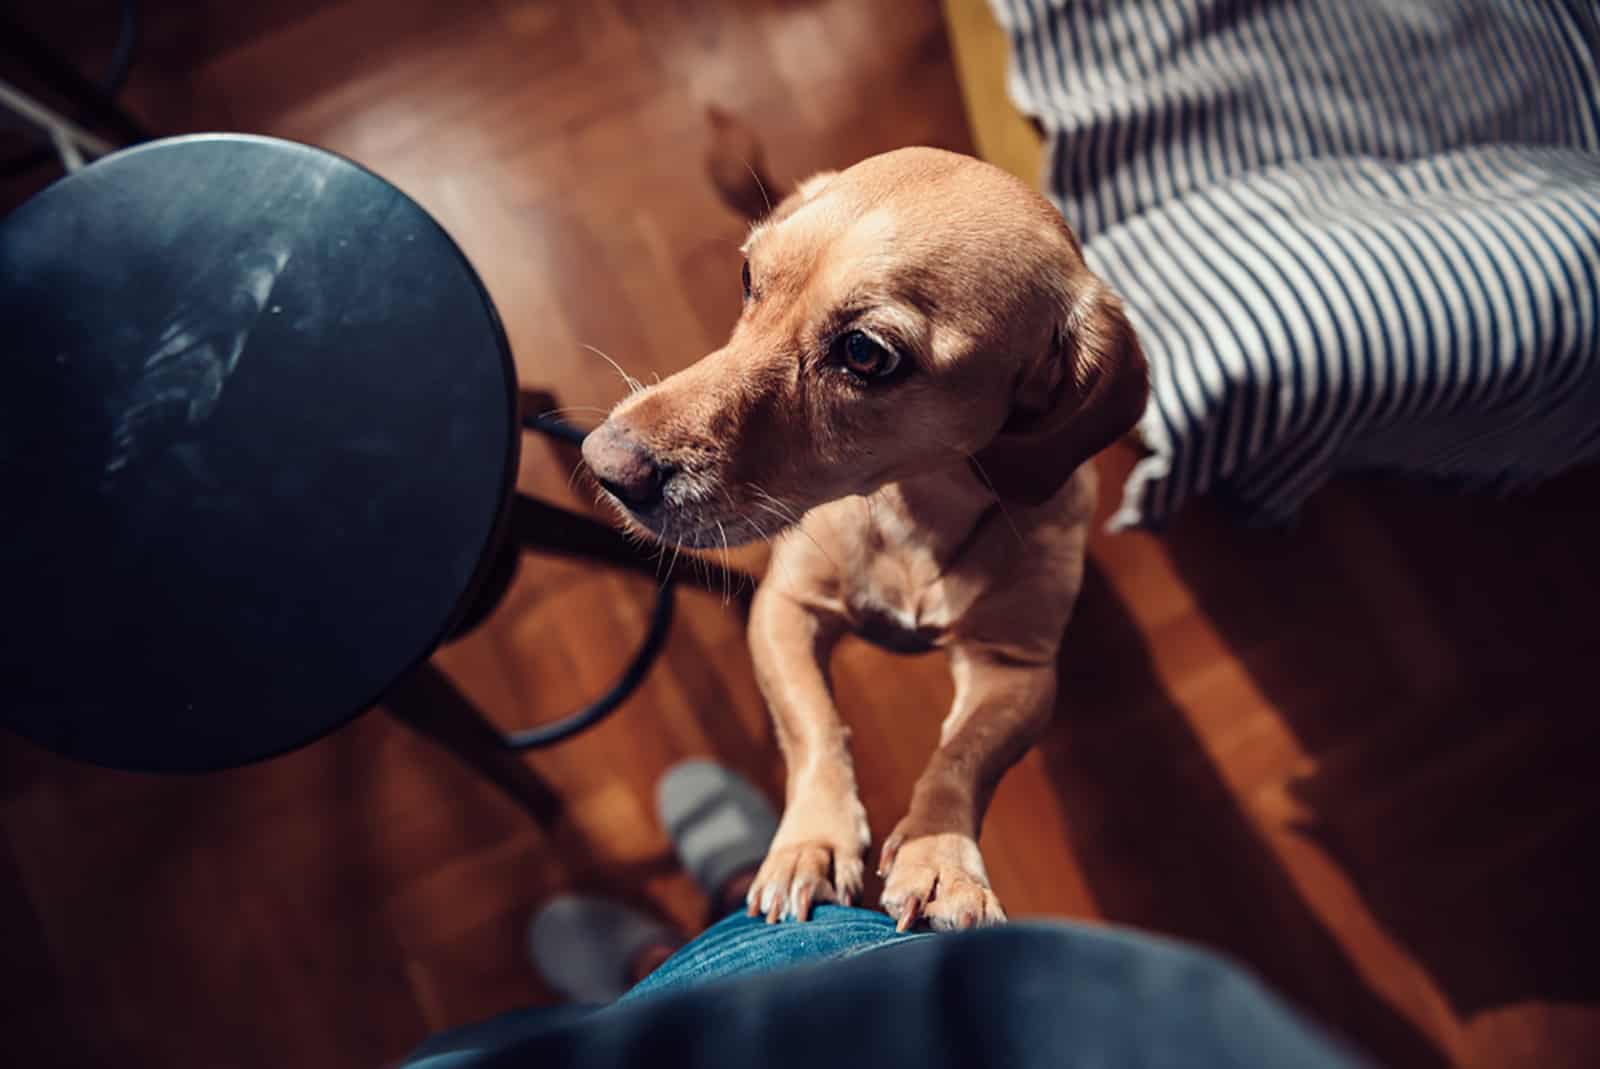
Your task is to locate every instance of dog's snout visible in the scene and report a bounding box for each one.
[582,422,666,510]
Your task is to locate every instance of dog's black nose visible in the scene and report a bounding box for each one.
[582,421,666,510]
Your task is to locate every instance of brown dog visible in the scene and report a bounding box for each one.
[582,142,1147,931]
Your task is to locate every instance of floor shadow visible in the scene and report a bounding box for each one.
[1159,469,1600,1023]
[1039,563,1452,1069]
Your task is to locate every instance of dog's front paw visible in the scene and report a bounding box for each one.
[746,794,869,923]
[878,828,1005,931]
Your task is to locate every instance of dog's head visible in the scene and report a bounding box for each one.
[583,148,1147,548]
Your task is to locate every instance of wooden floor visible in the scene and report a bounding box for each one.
[4,3,1597,1066]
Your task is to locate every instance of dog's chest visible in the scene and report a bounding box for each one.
[852,598,946,654]
[841,516,974,654]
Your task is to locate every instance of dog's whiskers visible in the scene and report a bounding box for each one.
[536,404,611,422]
[665,529,684,590]
[568,456,599,494]
[716,520,732,605]
[959,449,1025,547]
[749,486,796,522]
[747,512,801,589]
[580,344,646,396]
[750,500,789,528]
[595,491,678,588]
[751,485,838,568]
[709,487,757,602]
[745,160,773,216]
[749,487,802,532]
[749,500,816,555]
[696,551,713,593]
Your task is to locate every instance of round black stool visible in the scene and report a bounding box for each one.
[0,134,683,818]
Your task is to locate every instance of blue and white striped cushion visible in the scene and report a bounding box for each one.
[989,0,1600,527]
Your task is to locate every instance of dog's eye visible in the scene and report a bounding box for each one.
[741,260,752,301]
[839,330,900,380]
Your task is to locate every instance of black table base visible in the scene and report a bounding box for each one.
[1,133,755,827]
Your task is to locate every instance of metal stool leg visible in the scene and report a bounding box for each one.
[385,399,739,822]
[0,10,154,146]
[0,78,117,173]
[384,661,564,826]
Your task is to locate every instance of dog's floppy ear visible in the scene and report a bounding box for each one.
[970,284,1149,506]
[706,106,837,224]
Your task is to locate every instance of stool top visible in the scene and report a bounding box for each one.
[1,134,517,771]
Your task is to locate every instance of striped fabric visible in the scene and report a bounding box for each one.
[988,0,1600,528]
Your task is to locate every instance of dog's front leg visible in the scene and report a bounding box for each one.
[745,582,870,923]
[879,646,1057,930]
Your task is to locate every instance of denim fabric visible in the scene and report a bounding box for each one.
[403,908,1371,1069]
[621,904,927,1002]
[404,907,918,1068]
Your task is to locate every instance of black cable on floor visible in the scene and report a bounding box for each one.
[501,580,675,750]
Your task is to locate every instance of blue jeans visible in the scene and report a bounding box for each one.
[404,906,1369,1068]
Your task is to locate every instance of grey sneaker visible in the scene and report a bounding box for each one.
[656,759,779,906]
[528,895,679,1004]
